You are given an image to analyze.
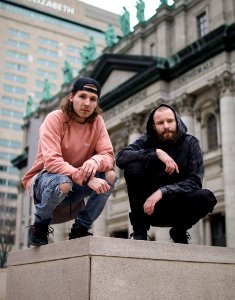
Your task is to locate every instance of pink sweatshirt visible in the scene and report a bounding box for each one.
[22,110,115,189]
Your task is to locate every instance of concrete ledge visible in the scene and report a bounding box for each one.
[6,237,235,300]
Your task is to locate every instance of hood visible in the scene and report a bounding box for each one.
[146,103,187,140]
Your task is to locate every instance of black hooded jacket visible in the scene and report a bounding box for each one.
[116,104,204,196]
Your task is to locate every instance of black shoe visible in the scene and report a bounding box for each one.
[69,226,93,240]
[29,223,54,246]
[129,230,148,240]
[169,227,191,244]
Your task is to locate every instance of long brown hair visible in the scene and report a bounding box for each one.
[60,92,103,123]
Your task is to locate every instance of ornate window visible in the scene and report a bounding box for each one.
[206,113,218,150]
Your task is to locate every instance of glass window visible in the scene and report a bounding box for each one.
[0,120,22,130]
[67,45,81,54]
[7,193,17,200]
[0,139,21,149]
[37,58,57,68]
[0,165,8,172]
[3,84,26,94]
[0,108,24,118]
[5,61,27,72]
[197,12,208,38]
[8,39,29,50]
[206,114,218,150]
[5,73,27,84]
[9,28,30,39]
[2,96,24,106]
[38,37,59,49]
[0,152,17,160]
[38,47,58,57]
[7,50,28,61]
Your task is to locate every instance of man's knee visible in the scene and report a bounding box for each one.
[202,189,217,211]
[59,182,72,194]
[105,170,116,184]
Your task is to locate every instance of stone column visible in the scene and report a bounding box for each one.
[177,94,200,244]
[53,223,65,242]
[92,205,108,237]
[216,70,235,248]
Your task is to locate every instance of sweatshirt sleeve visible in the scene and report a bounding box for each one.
[90,116,115,171]
[116,134,157,169]
[39,112,85,185]
[160,138,204,196]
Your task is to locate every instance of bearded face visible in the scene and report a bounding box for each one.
[153,108,179,144]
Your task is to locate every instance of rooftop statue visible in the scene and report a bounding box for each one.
[136,0,145,23]
[80,36,96,68]
[63,60,73,84]
[120,6,130,36]
[105,24,117,48]
[26,95,33,116]
[42,79,51,101]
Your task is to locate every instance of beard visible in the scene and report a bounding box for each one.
[157,131,179,144]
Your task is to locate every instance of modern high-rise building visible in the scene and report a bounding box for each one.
[0,0,121,252]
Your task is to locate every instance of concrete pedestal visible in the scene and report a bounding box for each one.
[6,237,235,300]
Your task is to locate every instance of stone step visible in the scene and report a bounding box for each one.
[6,237,235,300]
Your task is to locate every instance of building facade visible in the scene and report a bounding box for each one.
[15,0,235,248]
[0,0,121,250]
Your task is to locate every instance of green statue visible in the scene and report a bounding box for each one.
[26,95,33,116]
[62,60,73,84]
[120,6,130,36]
[160,0,169,6]
[136,0,145,23]
[42,79,51,101]
[80,36,96,68]
[105,24,117,48]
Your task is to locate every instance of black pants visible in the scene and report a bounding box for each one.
[124,162,217,232]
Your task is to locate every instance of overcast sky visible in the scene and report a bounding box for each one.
[80,0,174,29]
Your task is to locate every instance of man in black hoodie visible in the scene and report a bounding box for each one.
[116,104,217,243]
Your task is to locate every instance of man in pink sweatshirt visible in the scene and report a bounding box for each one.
[22,77,116,246]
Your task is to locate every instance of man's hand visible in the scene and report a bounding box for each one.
[156,149,179,175]
[143,189,162,215]
[87,177,110,194]
[80,158,98,180]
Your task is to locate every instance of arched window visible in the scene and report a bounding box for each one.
[206,114,218,150]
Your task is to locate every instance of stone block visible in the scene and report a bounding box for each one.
[6,237,235,300]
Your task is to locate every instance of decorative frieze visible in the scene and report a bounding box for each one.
[177,93,195,115]
[104,89,147,121]
[215,70,235,97]
[122,113,145,135]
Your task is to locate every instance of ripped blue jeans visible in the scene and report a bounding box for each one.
[33,171,115,229]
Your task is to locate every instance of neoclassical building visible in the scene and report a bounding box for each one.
[14,0,235,248]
